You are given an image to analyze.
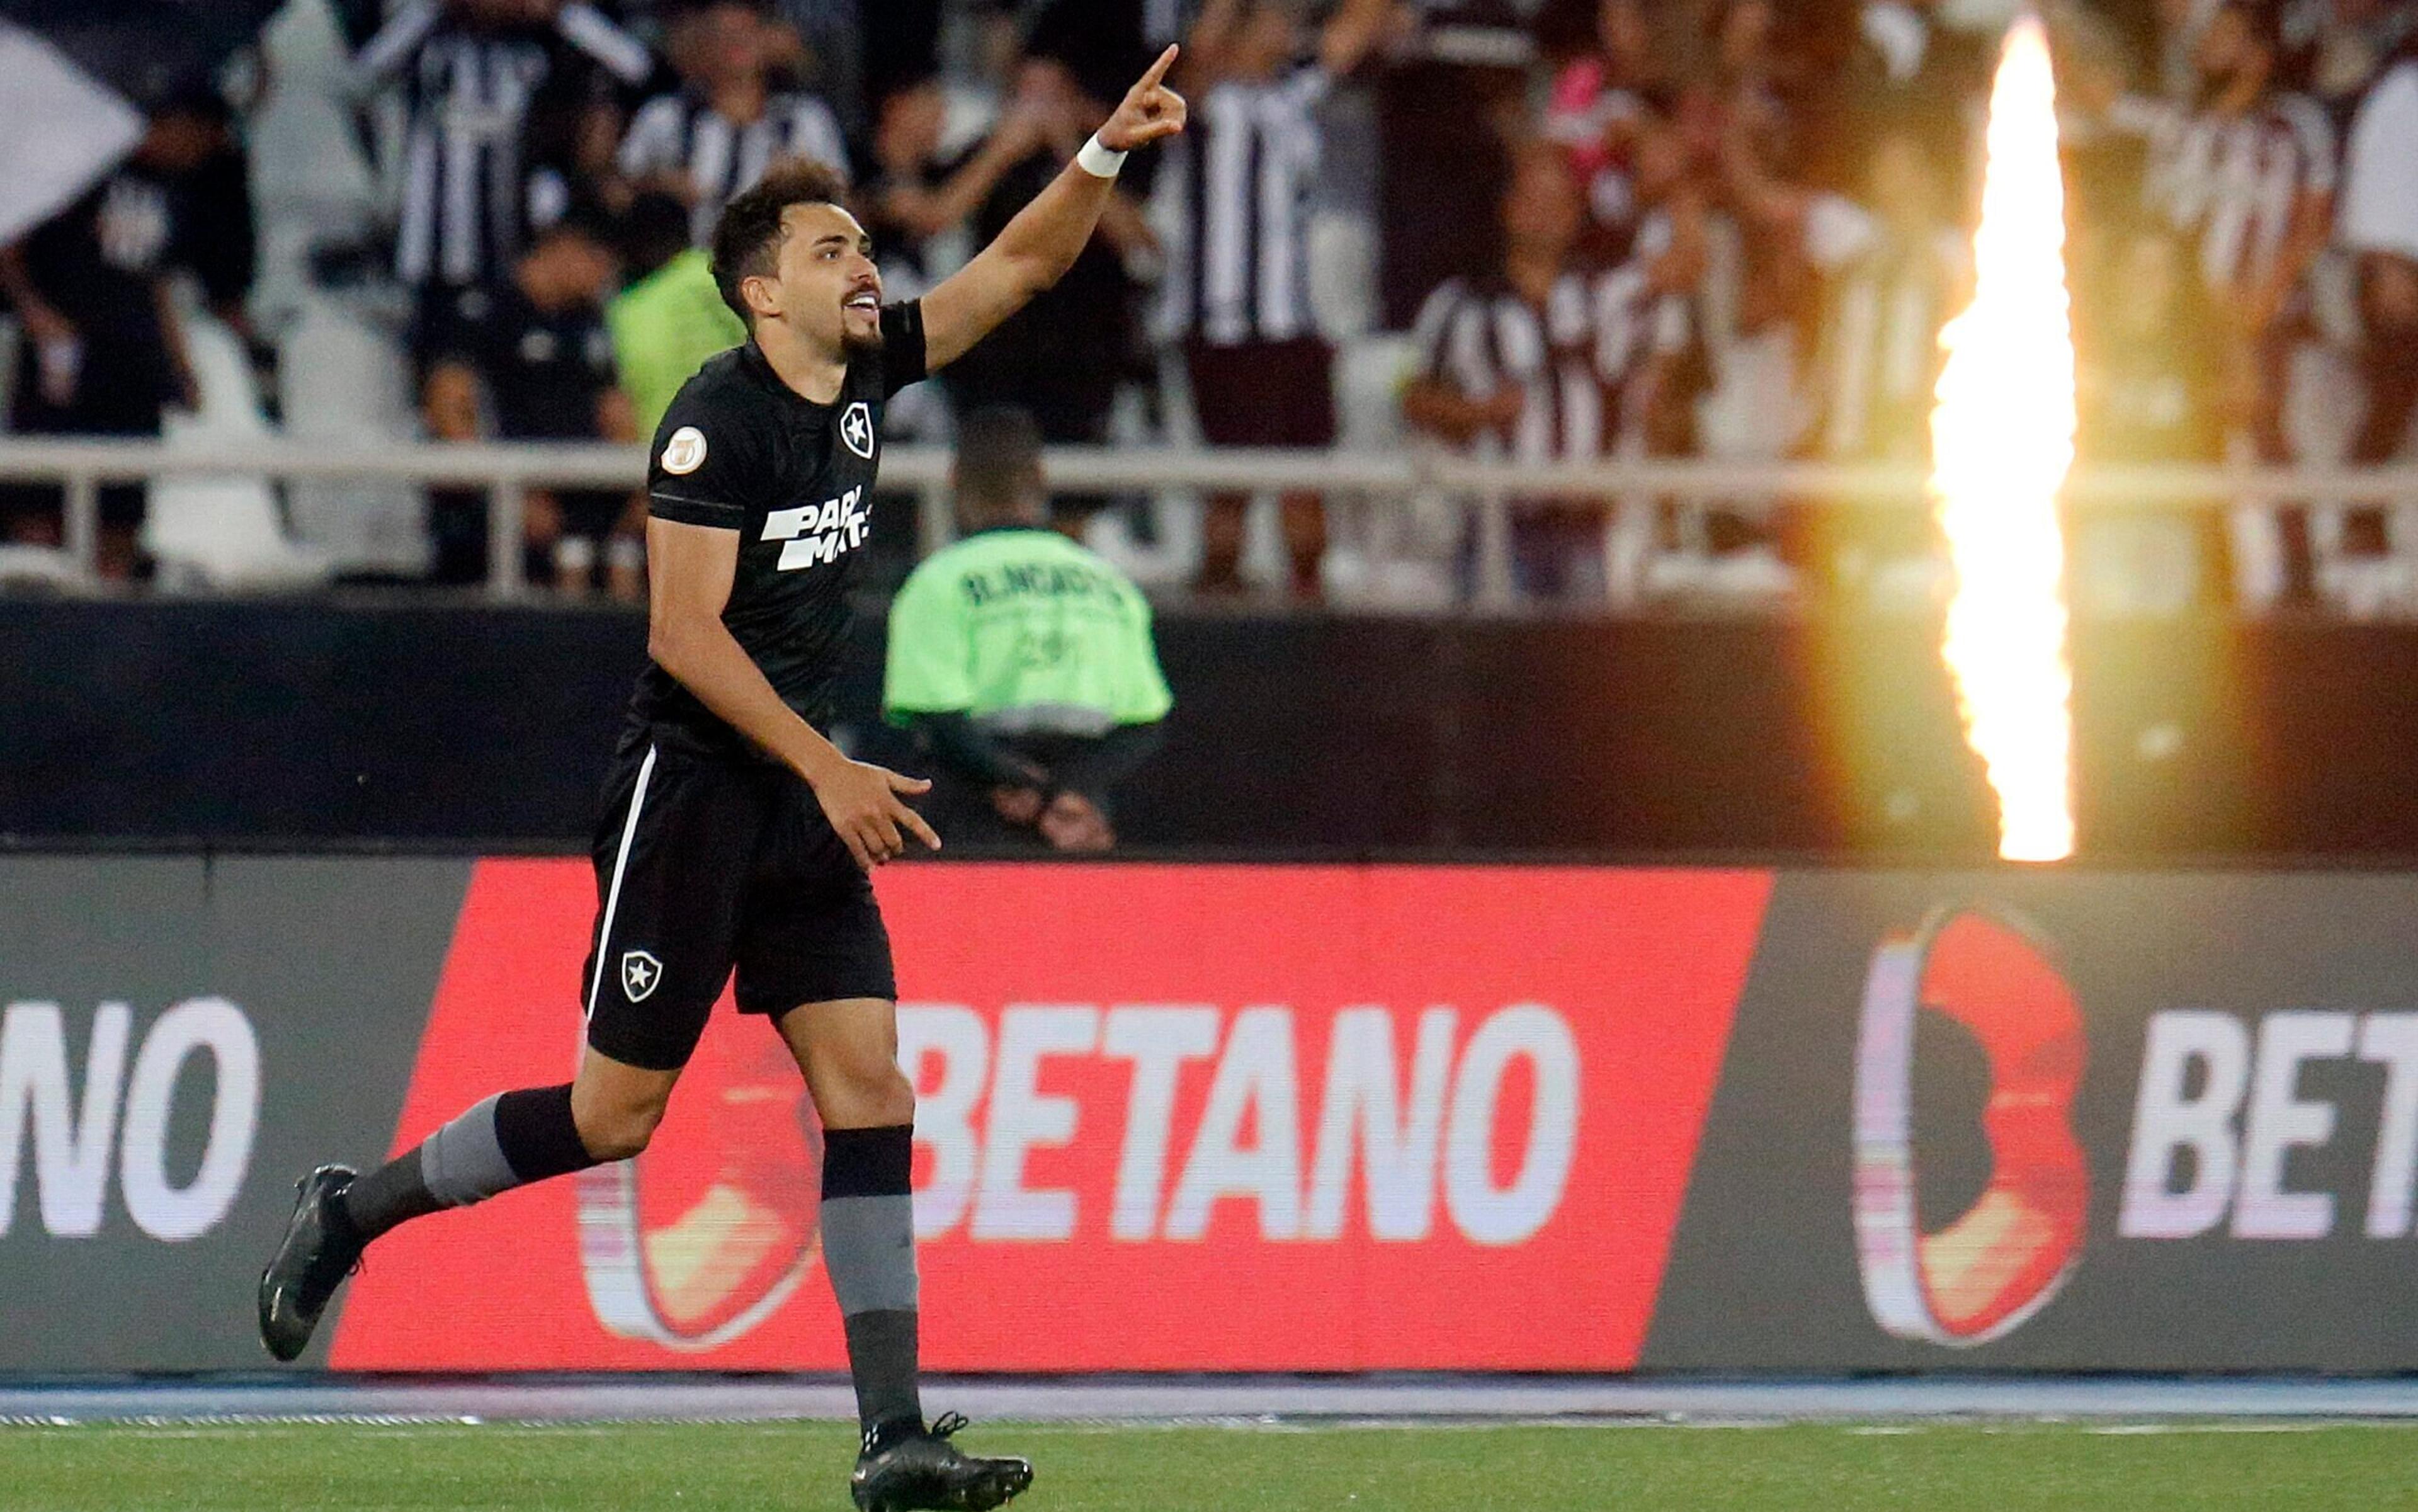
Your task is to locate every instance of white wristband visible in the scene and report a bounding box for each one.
[1075,133,1128,179]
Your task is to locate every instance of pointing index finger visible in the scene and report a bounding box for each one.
[1138,42,1178,91]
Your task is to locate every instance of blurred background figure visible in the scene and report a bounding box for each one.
[2100,0,2340,605]
[615,0,849,245]
[1723,124,1967,606]
[884,407,1172,853]
[348,0,654,359]
[607,187,745,440]
[1169,0,1385,599]
[419,208,642,596]
[2072,227,2232,612]
[1538,0,1664,261]
[0,96,249,580]
[2339,39,2418,485]
[1403,142,1695,605]
[931,55,1157,530]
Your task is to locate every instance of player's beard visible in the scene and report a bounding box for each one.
[842,324,886,357]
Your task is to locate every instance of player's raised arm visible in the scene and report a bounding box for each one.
[917,44,1188,372]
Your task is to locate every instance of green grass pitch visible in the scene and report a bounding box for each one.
[3,1419,2414,1510]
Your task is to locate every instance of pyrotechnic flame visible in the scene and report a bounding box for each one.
[1929,13,2077,863]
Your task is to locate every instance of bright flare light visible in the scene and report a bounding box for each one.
[1930,13,2077,863]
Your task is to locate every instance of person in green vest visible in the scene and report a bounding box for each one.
[605,191,748,438]
[884,406,1172,851]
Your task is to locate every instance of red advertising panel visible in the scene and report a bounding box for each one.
[331,861,1773,1371]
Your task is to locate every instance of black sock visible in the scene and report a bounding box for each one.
[342,1084,599,1244]
[821,1124,921,1434]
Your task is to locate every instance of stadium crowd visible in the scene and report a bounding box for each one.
[3,0,2417,611]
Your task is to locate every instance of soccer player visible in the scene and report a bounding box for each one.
[258,47,1189,1512]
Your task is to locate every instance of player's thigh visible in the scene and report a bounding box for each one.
[734,778,905,1122]
[582,741,762,1072]
[773,996,911,1128]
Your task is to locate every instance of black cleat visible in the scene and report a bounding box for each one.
[257,1165,363,1362]
[851,1413,1033,1512]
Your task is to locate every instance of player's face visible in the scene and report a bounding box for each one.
[768,202,885,356]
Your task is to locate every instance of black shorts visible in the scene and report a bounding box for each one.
[581,734,895,1071]
[1186,336,1337,449]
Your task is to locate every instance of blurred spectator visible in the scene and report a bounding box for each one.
[2079,229,2230,466]
[2103,0,2338,602]
[1025,0,1157,111]
[933,57,1157,524]
[349,0,654,328]
[865,75,1046,297]
[2339,42,2418,465]
[1403,145,1696,602]
[1835,0,1986,176]
[2073,227,2233,610]
[606,188,745,437]
[2280,0,2417,125]
[1541,0,1662,250]
[617,0,848,246]
[1172,0,1386,598]
[855,0,943,132]
[2151,0,2223,100]
[0,98,246,579]
[419,210,642,596]
[1726,125,1965,599]
[756,0,943,142]
[1375,0,1537,328]
[1799,134,1965,465]
[884,407,1173,853]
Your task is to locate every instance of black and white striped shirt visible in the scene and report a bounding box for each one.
[1412,254,1689,463]
[352,1,654,288]
[1800,195,1968,459]
[1170,65,1328,347]
[2118,91,2337,292]
[618,88,850,246]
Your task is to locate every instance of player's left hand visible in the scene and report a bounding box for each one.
[1097,45,1188,152]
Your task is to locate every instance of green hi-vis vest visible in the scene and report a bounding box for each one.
[884,527,1173,733]
[607,247,747,439]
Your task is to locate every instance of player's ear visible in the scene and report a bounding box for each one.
[740,271,782,322]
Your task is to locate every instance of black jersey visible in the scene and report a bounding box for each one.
[422,279,617,439]
[628,300,928,758]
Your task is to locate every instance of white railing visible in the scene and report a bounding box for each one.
[4,436,2417,605]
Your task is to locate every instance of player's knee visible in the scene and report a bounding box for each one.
[576,1097,666,1162]
[828,1060,915,1128]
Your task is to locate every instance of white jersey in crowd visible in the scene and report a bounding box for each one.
[1168,64,1327,347]
[352,1,654,288]
[1411,225,1690,465]
[1800,195,1968,458]
[2116,90,2337,293]
[618,89,850,246]
[2341,60,2418,264]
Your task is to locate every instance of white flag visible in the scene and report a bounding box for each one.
[0,19,144,247]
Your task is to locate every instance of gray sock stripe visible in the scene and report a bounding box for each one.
[819,1194,919,1316]
[418,1094,519,1208]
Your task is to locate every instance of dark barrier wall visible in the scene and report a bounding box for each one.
[4,854,2418,1372]
[3,600,2405,856]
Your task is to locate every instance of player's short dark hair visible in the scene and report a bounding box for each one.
[710,157,851,324]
